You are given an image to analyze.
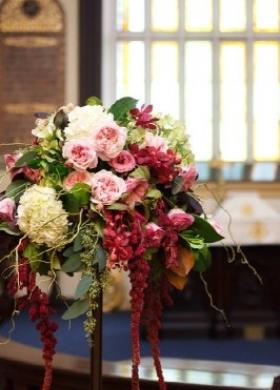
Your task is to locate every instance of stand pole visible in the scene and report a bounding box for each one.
[90,288,103,390]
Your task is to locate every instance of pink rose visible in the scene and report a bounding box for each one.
[93,123,127,161]
[0,198,16,222]
[63,170,92,191]
[109,150,136,173]
[62,139,98,170]
[125,178,149,208]
[91,170,126,205]
[179,164,198,191]
[144,223,165,248]
[168,208,194,231]
[143,132,168,151]
[4,154,41,183]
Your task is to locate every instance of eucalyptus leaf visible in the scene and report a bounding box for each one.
[74,274,93,299]
[63,246,74,258]
[62,299,89,320]
[95,246,107,272]
[61,252,82,273]
[73,233,83,252]
[107,203,128,211]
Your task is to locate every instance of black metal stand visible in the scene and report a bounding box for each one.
[90,289,103,390]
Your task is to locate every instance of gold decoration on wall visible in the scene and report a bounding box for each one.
[0,0,63,33]
[249,221,268,241]
[3,103,56,114]
[3,36,58,48]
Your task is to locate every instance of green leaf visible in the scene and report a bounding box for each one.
[6,180,30,202]
[63,246,74,258]
[108,96,138,121]
[62,193,80,213]
[95,246,107,272]
[23,243,41,272]
[146,188,162,200]
[74,274,93,299]
[86,96,102,106]
[179,230,205,250]
[130,166,150,180]
[61,252,82,273]
[62,299,89,320]
[107,203,128,211]
[73,233,83,252]
[50,252,61,270]
[194,246,212,273]
[192,216,224,243]
[171,176,184,195]
[14,151,39,168]
[0,223,20,236]
[70,183,91,205]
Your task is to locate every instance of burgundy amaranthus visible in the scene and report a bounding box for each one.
[6,259,57,390]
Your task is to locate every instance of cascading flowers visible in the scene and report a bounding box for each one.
[0,97,223,390]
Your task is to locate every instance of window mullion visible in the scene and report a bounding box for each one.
[144,0,151,103]
[179,0,185,122]
[213,0,220,160]
[247,0,254,162]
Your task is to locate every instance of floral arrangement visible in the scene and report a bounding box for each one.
[0,97,223,390]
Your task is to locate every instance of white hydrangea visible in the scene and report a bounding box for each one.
[17,185,69,248]
[32,117,56,139]
[64,105,114,141]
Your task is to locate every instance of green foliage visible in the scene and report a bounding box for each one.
[61,252,82,272]
[108,96,138,122]
[171,176,184,195]
[62,183,91,213]
[14,150,40,168]
[62,299,89,320]
[23,243,42,272]
[6,180,30,202]
[193,246,212,273]
[73,233,83,252]
[179,230,205,250]
[146,188,162,200]
[86,96,103,106]
[95,246,107,272]
[192,216,224,243]
[107,203,128,211]
[130,166,150,180]
[74,274,93,299]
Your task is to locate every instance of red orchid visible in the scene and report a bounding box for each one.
[130,104,158,129]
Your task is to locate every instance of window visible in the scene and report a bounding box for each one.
[102,0,280,166]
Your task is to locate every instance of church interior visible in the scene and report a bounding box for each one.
[0,0,280,389]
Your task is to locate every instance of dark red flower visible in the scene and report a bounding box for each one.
[130,104,158,129]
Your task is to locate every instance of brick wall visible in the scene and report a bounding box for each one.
[0,0,65,144]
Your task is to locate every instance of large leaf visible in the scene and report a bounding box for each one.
[14,151,39,168]
[193,246,212,273]
[74,274,93,299]
[62,299,89,320]
[0,223,20,237]
[192,216,224,243]
[73,233,83,252]
[179,230,205,250]
[108,97,138,121]
[61,252,82,273]
[62,183,91,213]
[5,180,30,202]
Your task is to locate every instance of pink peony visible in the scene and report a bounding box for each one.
[168,208,194,231]
[63,170,92,191]
[144,223,165,248]
[0,198,16,222]
[143,132,168,152]
[92,123,127,161]
[179,164,198,191]
[91,170,126,205]
[125,177,149,208]
[4,154,41,183]
[62,139,98,170]
[109,150,136,173]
